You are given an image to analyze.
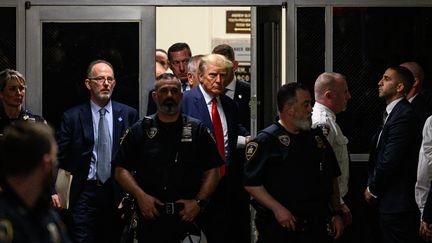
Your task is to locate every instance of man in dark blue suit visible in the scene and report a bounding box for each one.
[365,65,422,243]
[212,44,251,243]
[182,54,247,243]
[55,60,138,242]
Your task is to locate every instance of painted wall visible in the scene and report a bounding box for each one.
[156,6,251,58]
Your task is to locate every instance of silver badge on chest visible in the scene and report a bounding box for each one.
[181,123,192,142]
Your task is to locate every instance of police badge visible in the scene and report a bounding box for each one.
[181,124,192,142]
[278,135,290,147]
[317,124,330,136]
[315,136,326,149]
[146,127,158,139]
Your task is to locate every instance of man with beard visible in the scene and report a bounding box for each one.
[113,73,222,242]
[244,82,344,243]
[54,59,138,242]
[0,122,71,243]
[365,66,422,243]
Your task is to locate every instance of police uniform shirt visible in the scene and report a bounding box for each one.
[0,186,71,243]
[0,108,46,135]
[112,114,223,202]
[244,121,340,216]
[312,102,349,200]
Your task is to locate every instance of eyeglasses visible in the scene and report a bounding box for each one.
[89,76,115,83]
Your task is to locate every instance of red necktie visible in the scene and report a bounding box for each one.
[212,98,226,176]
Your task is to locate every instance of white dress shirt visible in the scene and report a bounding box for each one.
[312,102,349,202]
[416,115,432,217]
[199,85,229,159]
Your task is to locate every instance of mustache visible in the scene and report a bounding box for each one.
[162,98,177,105]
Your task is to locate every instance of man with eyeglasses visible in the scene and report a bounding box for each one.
[54,59,139,242]
[168,42,192,92]
[0,69,46,135]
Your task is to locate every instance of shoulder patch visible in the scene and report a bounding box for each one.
[0,219,13,243]
[146,127,158,139]
[315,135,326,149]
[278,135,290,147]
[246,142,258,161]
[317,124,330,136]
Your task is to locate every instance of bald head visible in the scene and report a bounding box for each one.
[400,62,424,99]
[314,72,351,114]
[400,62,424,82]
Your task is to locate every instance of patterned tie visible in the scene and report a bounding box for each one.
[97,108,111,183]
[211,98,226,176]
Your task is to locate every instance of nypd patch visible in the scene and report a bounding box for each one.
[246,142,258,161]
[317,124,330,136]
[146,127,158,139]
[278,135,290,147]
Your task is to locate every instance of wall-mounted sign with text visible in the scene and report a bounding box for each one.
[226,11,251,34]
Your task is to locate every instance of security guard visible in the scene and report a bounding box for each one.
[244,83,344,243]
[113,73,222,242]
[0,108,46,135]
[312,72,352,225]
[0,69,46,135]
[0,123,71,243]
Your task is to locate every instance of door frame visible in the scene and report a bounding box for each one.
[25,5,155,116]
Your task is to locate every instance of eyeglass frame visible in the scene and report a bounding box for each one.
[88,76,116,83]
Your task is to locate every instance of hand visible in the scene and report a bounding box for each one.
[331,215,344,240]
[51,194,62,209]
[136,193,163,220]
[420,221,432,242]
[340,203,352,225]
[176,199,201,222]
[364,188,376,206]
[272,205,296,231]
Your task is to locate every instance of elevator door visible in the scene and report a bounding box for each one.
[25,5,155,130]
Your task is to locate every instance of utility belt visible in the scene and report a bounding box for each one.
[252,200,331,233]
[156,202,184,215]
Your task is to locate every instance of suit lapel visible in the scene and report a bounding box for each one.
[194,89,214,133]
[80,103,94,145]
[112,102,123,156]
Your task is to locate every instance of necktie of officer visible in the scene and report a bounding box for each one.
[211,98,226,176]
[97,108,111,183]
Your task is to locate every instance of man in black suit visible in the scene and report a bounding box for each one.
[400,62,432,126]
[365,65,422,243]
[55,60,138,242]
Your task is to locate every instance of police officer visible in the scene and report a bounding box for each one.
[244,83,344,243]
[0,122,71,243]
[113,73,222,242]
[312,72,352,226]
[0,69,45,135]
